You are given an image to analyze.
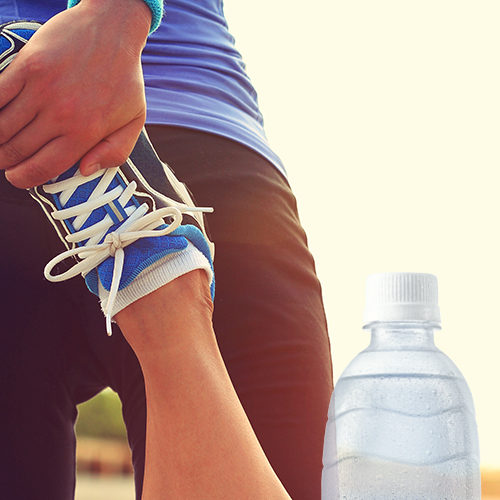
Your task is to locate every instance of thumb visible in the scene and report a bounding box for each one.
[79,118,144,175]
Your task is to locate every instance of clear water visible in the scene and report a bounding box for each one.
[321,325,481,500]
[323,454,480,500]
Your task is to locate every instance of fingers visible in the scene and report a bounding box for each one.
[79,116,144,175]
[2,114,145,188]
[0,60,25,109]
[4,136,84,188]
[3,116,145,188]
[0,113,45,169]
[0,59,32,146]
[0,90,38,145]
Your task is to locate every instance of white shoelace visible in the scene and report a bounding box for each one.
[43,167,212,335]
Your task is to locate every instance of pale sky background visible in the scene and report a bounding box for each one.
[223,0,500,467]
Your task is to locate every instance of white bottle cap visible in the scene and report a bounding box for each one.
[363,272,441,327]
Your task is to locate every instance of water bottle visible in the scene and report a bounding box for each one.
[322,273,480,499]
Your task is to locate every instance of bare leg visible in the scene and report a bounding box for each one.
[116,269,292,500]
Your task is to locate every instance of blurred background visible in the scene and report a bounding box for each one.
[76,0,500,498]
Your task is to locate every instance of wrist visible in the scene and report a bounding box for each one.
[69,0,153,39]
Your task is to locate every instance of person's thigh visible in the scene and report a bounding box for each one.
[146,125,334,500]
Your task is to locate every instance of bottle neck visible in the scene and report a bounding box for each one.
[365,321,439,350]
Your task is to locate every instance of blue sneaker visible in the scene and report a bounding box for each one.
[1,20,215,335]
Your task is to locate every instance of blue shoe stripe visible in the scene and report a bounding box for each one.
[104,199,127,225]
[113,199,129,220]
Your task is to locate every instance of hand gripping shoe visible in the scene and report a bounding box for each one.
[0,20,215,335]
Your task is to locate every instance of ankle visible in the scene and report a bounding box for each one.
[116,269,214,354]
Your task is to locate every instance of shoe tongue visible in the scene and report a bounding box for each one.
[55,164,79,183]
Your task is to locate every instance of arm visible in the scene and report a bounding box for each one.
[0,0,152,188]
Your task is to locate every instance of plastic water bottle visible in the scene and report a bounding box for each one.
[322,273,480,500]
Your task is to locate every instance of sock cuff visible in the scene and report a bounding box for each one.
[98,242,213,320]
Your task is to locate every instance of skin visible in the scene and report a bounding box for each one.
[117,270,292,500]
[0,0,151,188]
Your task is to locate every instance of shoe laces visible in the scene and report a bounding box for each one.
[43,166,212,335]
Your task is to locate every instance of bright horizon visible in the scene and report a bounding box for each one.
[224,0,500,467]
